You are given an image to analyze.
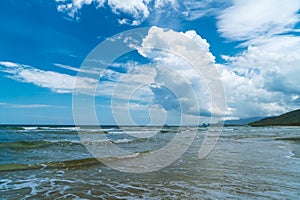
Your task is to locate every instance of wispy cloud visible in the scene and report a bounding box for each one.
[182,0,231,20]
[0,61,19,67]
[54,63,99,75]
[0,60,154,102]
[0,61,97,94]
[0,102,63,108]
[217,0,300,43]
[53,63,82,72]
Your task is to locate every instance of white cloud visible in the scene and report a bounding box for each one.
[0,61,97,94]
[137,27,225,118]
[71,27,226,124]
[212,0,300,118]
[154,0,177,9]
[55,0,178,25]
[56,0,96,19]
[107,0,150,25]
[130,26,300,119]
[217,0,300,42]
[221,35,300,118]
[138,27,215,64]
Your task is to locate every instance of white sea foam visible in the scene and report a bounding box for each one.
[43,127,80,131]
[22,127,38,131]
[109,152,140,160]
[113,138,133,144]
[278,145,295,159]
[0,179,12,190]
[81,139,111,145]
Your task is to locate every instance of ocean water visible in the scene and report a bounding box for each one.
[0,125,299,199]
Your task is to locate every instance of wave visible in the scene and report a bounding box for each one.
[275,137,300,143]
[0,158,103,172]
[0,140,82,150]
[0,126,26,131]
[0,140,52,149]
[1,126,188,135]
[81,137,158,145]
[0,126,78,133]
[0,150,152,172]
[111,137,160,144]
[16,127,109,134]
[0,136,160,150]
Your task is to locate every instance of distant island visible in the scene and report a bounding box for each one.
[250,109,300,126]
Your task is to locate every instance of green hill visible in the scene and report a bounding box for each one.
[250,109,300,126]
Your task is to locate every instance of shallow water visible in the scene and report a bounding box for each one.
[0,126,299,199]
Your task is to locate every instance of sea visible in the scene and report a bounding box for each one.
[0,125,299,199]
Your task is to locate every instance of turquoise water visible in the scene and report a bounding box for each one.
[0,126,299,199]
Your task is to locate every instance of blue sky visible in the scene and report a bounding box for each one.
[0,0,300,125]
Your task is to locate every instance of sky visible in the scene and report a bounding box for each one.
[0,0,300,125]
